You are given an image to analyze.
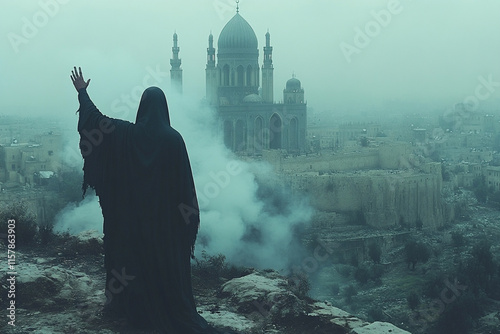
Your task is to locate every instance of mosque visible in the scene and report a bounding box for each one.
[170,5,307,155]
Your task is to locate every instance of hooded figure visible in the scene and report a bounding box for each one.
[76,82,211,333]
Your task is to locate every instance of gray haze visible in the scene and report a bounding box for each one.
[2,0,500,269]
[1,0,500,117]
[53,91,313,270]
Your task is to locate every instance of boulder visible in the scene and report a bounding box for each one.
[15,261,102,309]
[308,301,368,330]
[220,271,306,319]
[351,321,411,334]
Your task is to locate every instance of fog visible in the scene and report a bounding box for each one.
[3,0,499,271]
[1,0,500,118]
[53,91,312,270]
[3,0,499,269]
[3,2,500,332]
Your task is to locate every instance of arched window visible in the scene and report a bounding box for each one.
[254,116,264,152]
[222,65,230,86]
[235,120,246,151]
[246,65,253,86]
[224,120,234,149]
[269,114,282,149]
[289,117,299,151]
[237,66,244,86]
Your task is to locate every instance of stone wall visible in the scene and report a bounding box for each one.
[276,167,446,229]
[263,141,413,173]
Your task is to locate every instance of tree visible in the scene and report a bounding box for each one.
[360,136,368,147]
[0,201,38,247]
[343,284,357,303]
[404,240,431,270]
[415,218,423,230]
[407,291,420,310]
[461,240,497,295]
[368,243,382,264]
[472,175,488,203]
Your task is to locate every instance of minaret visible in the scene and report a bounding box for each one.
[170,32,182,94]
[262,30,274,103]
[206,33,218,105]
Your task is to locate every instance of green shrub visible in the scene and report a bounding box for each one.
[0,202,38,247]
[460,240,498,295]
[354,267,370,284]
[354,265,384,285]
[56,233,103,257]
[192,251,249,285]
[405,240,431,270]
[367,306,385,322]
[343,284,357,303]
[348,210,366,226]
[368,243,382,264]
[370,264,384,283]
[288,271,310,298]
[360,137,369,147]
[415,218,423,230]
[472,175,488,203]
[423,275,445,299]
[435,291,485,334]
[192,251,227,282]
[450,231,466,247]
[337,264,352,278]
[350,254,359,267]
[407,291,420,310]
[38,223,55,245]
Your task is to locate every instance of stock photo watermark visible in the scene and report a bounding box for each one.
[408,277,467,330]
[462,74,499,112]
[5,219,17,327]
[213,0,238,20]
[63,64,169,168]
[340,0,410,63]
[104,267,136,305]
[179,160,243,225]
[110,64,170,120]
[252,238,339,318]
[7,0,71,54]
[79,118,115,158]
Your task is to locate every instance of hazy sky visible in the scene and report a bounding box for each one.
[1,0,500,119]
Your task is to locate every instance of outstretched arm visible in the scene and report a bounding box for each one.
[71,66,91,92]
[71,66,104,132]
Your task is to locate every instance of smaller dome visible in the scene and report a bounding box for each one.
[243,94,263,103]
[286,77,301,90]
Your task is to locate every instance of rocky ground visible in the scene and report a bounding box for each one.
[0,231,410,334]
[1,198,499,334]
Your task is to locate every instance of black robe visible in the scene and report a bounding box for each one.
[77,86,211,333]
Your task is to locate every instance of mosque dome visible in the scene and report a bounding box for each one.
[218,13,258,53]
[286,77,301,90]
[242,94,263,103]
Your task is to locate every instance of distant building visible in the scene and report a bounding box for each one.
[485,166,500,192]
[0,132,62,187]
[170,32,182,94]
[171,7,307,154]
[413,128,427,142]
[307,122,382,151]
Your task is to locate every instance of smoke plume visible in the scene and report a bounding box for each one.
[54,89,312,270]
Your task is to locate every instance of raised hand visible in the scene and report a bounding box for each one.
[70,66,91,91]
